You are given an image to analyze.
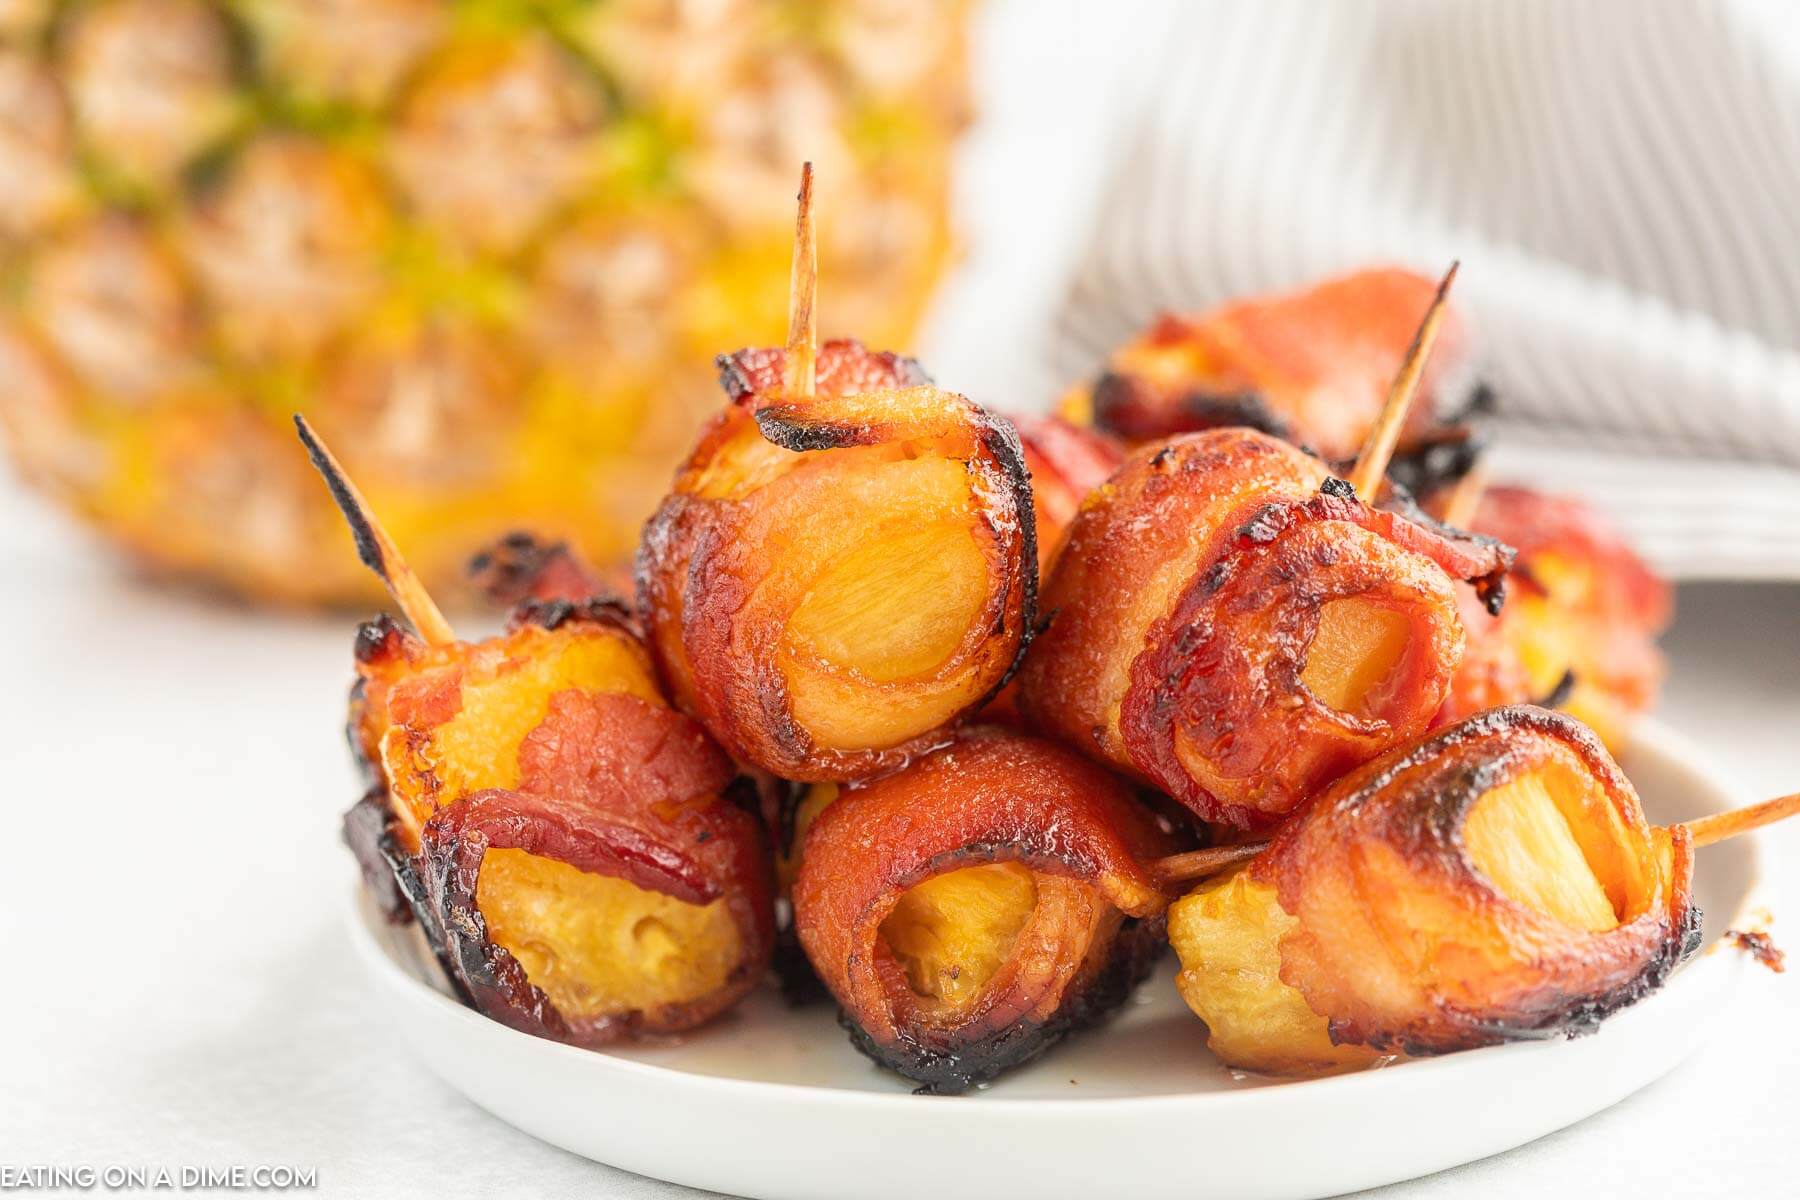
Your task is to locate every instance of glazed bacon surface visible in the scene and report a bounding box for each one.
[348,582,774,1046]
[792,729,1175,1092]
[1441,486,1671,749]
[1018,427,1511,830]
[637,338,1035,782]
[1170,706,1699,1071]
[1064,268,1472,462]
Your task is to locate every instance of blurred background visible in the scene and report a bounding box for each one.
[1,1,1796,1197]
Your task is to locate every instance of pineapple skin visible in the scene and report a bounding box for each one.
[0,0,970,605]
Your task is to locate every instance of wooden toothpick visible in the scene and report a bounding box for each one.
[786,161,817,402]
[295,414,457,647]
[1151,842,1267,890]
[1347,261,1460,501]
[1685,790,1800,849]
[1149,786,1800,890]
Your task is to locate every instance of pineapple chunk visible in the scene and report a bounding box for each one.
[1464,768,1620,932]
[783,461,994,750]
[426,629,662,802]
[1169,871,1380,1074]
[1300,597,1410,716]
[787,520,988,684]
[477,848,743,1021]
[880,862,1038,1012]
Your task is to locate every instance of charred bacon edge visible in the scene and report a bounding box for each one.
[1264,705,1700,1054]
[1367,480,1515,613]
[340,789,478,1013]
[1090,368,1295,447]
[1120,487,1512,829]
[848,914,1166,1095]
[715,339,932,410]
[467,531,617,609]
[415,787,761,1048]
[645,348,1036,780]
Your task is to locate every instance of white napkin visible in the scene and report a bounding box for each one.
[1037,0,1800,579]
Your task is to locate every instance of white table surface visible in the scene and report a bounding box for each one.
[4,4,1797,1194]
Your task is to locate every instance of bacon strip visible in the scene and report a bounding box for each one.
[1010,413,1125,573]
[1440,487,1670,749]
[1067,268,1474,462]
[1020,428,1512,829]
[637,338,1036,781]
[1260,706,1699,1053]
[793,730,1175,1092]
[345,592,773,1046]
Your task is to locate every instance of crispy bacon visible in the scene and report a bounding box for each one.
[792,729,1175,1092]
[1265,706,1697,1054]
[976,415,1124,726]
[1018,428,1512,830]
[1064,268,1475,462]
[347,591,774,1046]
[1011,413,1125,573]
[1169,707,1699,1072]
[1439,486,1671,749]
[466,531,620,607]
[636,338,1035,782]
[417,689,772,1043]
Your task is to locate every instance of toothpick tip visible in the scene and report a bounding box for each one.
[293,411,457,647]
[786,161,819,401]
[294,413,385,583]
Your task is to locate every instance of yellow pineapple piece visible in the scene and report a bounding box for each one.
[1301,597,1410,716]
[1169,870,1381,1074]
[477,848,743,1021]
[881,862,1038,1012]
[1463,766,1620,932]
[402,627,663,819]
[781,458,996,752]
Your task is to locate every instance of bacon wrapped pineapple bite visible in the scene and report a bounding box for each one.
[1018,425,1510,830]
[1164,706,1800,1074]
[1021,270,1512,830]
[793,729,1177,1092]
[638,167,1035,781]
[1439,483,1671,751]
[1062,267,1482,476]
[304,419,774,1047]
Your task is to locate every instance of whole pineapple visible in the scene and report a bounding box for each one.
[0,0,968,603]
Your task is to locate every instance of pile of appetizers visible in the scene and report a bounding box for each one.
[322,167,1796,1094]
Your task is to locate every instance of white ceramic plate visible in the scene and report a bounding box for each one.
[348,718,1764,1200]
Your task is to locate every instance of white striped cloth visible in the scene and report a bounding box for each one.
[1039,0,1800,580]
